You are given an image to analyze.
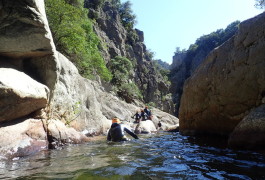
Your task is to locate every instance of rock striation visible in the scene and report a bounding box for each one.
[179,12,265,149]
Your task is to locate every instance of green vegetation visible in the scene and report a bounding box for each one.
[109,56,142,101]
[108,56,133,85]
[118,1,137,30]
[255,0,265,8]
[45,0,168,105]
[172,20,240,77]
[85,0,105,9]
[45,0,111,81]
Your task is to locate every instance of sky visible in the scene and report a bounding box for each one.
[120,0,263,64]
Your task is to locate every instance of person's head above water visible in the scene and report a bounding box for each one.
[112,118,121,124]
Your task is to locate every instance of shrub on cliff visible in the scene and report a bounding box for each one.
[119,1,137,30]
[84,0,105,9]
[45,0,112,81]
[108,56,142,101]
[108,56,133,85]
[255,0,265,8]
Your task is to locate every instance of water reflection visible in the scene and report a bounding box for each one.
[0,132,265,179]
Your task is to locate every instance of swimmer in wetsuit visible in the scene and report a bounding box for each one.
[107,118,139,142]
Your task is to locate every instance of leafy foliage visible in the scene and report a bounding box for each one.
[172,20,240,77]
[118,1,137,30]
[84,0,105,9]
[255,0,265,8]
[45,0,111,81]
[108,56,133,85]
[108,56,142,101]
[117,83,143,102]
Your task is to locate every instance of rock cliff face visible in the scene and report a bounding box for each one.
[0,0,179,159]
[86,1,174,113]
[170,22,239,116]
[170,46,214,116]
[179,12,265,149]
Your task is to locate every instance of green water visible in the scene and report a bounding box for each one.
[1,132,265,179]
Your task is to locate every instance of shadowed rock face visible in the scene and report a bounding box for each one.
[0,0,54,58]
[179,12,265,137]
[228,104,265,150]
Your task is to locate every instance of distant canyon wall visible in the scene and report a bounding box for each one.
[86,1,174,113]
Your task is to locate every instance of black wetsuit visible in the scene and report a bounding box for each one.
[141,111,148,120]
[144,108,152,119]
[107,123,138,142]
[133,112,141,122]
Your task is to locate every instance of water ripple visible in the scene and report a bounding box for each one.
[0,132,265,179]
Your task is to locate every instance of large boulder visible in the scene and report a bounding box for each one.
[0,0,55,58]
[45,119,90,148]
[0,118,92,159]
[0,119,48,159]
[179,12,265,136]
[228,104,265,150]
[151,108,179,131]
[134,120,157,134]
[0,68,49,123]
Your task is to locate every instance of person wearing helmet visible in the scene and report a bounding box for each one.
[144,106,152,120]
[140,109,148,121]
[107,118,139,142]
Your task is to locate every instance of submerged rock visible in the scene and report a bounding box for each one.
[0,119,48,159]
[228,104,265,150]
[46,119,90,148]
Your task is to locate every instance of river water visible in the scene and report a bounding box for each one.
[1,132,265,179]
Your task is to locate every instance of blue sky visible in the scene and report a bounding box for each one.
[121,0,263,64]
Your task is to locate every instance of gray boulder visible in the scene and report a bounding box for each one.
[134,120,157,134]
[151,108,179,131]
[0,68,49,122]
[0,0,55,58]
[45,119,90,148]
[228,104,265,150]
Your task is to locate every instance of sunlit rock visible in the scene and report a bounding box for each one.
[0,68,49,122]
[0,119,48,159]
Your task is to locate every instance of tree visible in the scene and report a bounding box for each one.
[108,56,142,102]
[119,1,137,30]
[84,0,105,9]
[108,56,133,85]
[110,0,121,9]
[255,0,265,8]
[45,0,111,81]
